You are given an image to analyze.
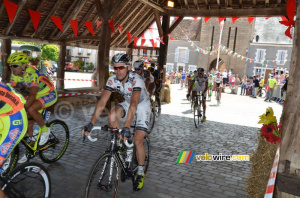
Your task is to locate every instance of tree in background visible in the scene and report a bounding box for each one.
[12,41,38,46]
[41,44,59,62]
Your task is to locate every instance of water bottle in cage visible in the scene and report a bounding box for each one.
[44,111,51,121]
[125,148,133,162]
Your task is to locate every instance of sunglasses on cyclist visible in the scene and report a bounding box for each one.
[10,64,21,68]
[113,66,127,71]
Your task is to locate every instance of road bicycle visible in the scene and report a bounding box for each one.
[216,87,221,106]
[1,109,69,174]
[192,92,204,128]
[257,86,267,98]
[0,162,51,198]
[84,123,150,198]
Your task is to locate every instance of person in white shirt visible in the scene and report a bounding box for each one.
[222,69,228,85]
[214,72,223,100]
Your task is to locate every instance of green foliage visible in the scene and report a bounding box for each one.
[87,62,94,70]
[29,55,41,62]
[12,41,38,46]
[73,59,85,70]
[41,44,59,62]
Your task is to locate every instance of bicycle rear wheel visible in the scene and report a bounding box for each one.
[194,104,200,128]
[39,120,69,163]
[1,162,51,198]
[148,109,155,132]
[85,153,120,198]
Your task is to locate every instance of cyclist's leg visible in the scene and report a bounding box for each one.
[0,108,27,172]
[201,93,207,122]
[109,101,127,129]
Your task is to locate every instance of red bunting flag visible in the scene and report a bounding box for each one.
[219,17,225,23]
[248,17,255,24]
[279,0,296,39]
[96,21,102,29]
[118,24,123,34]
[168,34,174,40]
[84,21,95,36]
[70,20,79,37]
[140,39,146,49]
[126,31,131,45]
[3,0,18,24]
[175,16,179,21]
[232,17,239,24]
[265,17,271,20]
[204,17,211,23]
[134,36,138,48]
[156,37,165,45]
[281,16,288,21]
[28,9,41,32]
[193,17,197,21]
[108,19,115,33]
[149,39,155,49]
[51,16,63,32]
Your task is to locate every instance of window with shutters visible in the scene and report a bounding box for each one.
[256,49,266,62]
[174,47,189,63]
[276,50,287,65]
[78,48,83,54]
[166,63,174,73]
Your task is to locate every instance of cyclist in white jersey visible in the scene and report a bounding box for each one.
[133,61,155,97]
[214,72,223,100]
[82,53,150,191]
[186,68,208,122]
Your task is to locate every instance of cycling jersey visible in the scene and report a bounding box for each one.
[192,75,208,92]
[214,77,222,87]
[10,67,55,97]
[181,73,186,80]
[105,72,149,104]
[208,77,214,87]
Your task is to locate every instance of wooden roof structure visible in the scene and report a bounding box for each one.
[0,0,287,49]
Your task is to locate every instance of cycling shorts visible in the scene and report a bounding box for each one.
[208,82,213,87]
[37,89,57,109]
[117,100,151,134]
[0,108,27,169]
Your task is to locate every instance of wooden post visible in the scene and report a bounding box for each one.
[57,44,66,91]
[1,39,11,83]
[158,15,170,80]
[277,1,300,197]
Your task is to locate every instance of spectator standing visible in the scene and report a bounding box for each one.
[265,75,277,102]
[258,76,264,97]
[222,69,228,85]
[282,75,288,100]
[252,76,260,98]
[177,71,181,84]
[91,68,98,87]
[234,74,240,94]
[240,75,247,95]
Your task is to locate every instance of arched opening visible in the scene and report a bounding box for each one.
[209,58,226,72]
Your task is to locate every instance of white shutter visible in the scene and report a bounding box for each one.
[174,47,179,62]
[185,49,190,63]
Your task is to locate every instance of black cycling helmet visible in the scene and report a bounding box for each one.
[150,63,155,68]
[133,61,144,69]
[111,53,130,64]
[197,67,205,73]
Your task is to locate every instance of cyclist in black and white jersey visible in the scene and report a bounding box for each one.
[82,53,150,191]
[133,61,155,97]
[214,72,223,100]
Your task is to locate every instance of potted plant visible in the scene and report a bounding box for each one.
[29,55,41,66]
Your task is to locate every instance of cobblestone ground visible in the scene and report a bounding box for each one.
[29,84,283,198]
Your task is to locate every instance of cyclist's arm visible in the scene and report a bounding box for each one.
[90,90,111,125]
[187,80,195,94]
[203,82,208,94]
[25,86,38,109]
[124,91,140,128]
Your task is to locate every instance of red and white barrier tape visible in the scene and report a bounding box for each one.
[53,78,97,82]
[264,146,280,198]
[58,90,103,97]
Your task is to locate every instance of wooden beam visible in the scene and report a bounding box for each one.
[33,0,65,38]
[20,0,46,36]
[165,7,286,17]
[110,4,148,46]
[94,0,105,19]
[217,0,221,8]
[277,173,300,196]
[1,39,11,83]
[54,0,88,40]
[154,10,163,38]
[239,0,242,8]
[4,0,27,36]
[183,0,189,9]
[65,36,100,43]
[116,10,153,47]
[109,0,128,19]
[0,2,5,20]
[57,44,66,90]
[252,0,256,6]
[47,0,79,40]
[194,0,199,9]
[0,36,62,45]
[277,0,281,6]
[265,0,269,7]
[139,0,166,12]
[204,0,209,9]
[158,15,170,79]
[166,16,183,34]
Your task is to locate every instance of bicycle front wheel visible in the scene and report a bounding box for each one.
[85,153,120,198]
[1,162,51,198]
[39,120,69,163]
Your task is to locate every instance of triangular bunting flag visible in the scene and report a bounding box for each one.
[3,0,18,24]
[248,17,255,24]
[204,17,211,23]
[219,17,225,23]
[250,59,254,63]
[126,31,131,45]
[168,34,174,40]
[84,21,95,36]
[193,17,197,21]
[118,24,123,34]
[232,17,239,24]
[134,36,138,48]
[28,9,41,32]
[51,16,63,32]
[175,16,179,21]
[149,39,155,49]
[96,21,102,29]
[108,19,115,33]
[156,37,165,45]
[265,17,271,20]
[140,39,146,49]
[281,16,288,21]
[70,20,79,37]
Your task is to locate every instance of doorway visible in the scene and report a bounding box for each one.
[209,58,226,72]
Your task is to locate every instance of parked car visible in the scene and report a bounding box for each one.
[65,62,79,71]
